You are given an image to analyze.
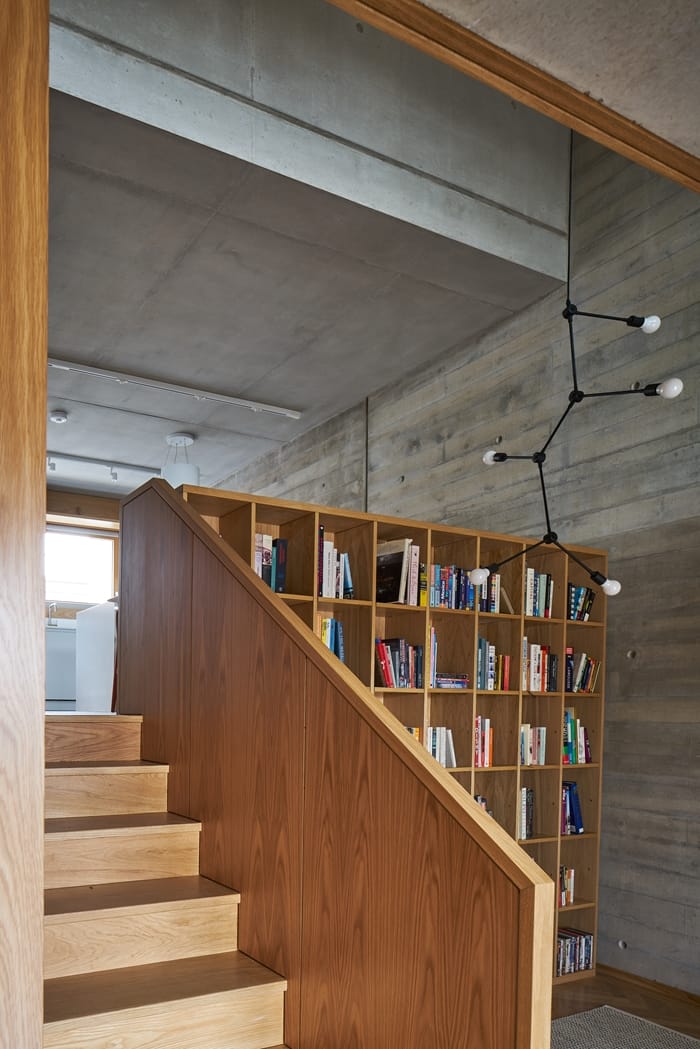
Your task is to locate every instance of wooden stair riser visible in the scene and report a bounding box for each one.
[46,719,142,762]
[46,767,168,818]
[45,900,238,978]
[43,983,285,1049]
[45,828,200,889]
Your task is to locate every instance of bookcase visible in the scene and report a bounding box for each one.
[181,484,606,983]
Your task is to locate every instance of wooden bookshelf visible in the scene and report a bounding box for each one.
[181,484,606,983]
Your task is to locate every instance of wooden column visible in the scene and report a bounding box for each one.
[0,1,49,1046]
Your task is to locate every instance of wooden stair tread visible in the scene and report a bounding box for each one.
[45,876,240,920]
[46,760,168,774]
[44,951,286,1022]
[45,713,143,722]
[45,812,200,838]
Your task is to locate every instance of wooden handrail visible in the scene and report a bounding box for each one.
[118,478,553,1049]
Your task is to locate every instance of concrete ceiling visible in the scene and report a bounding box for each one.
[424,0,700,160]
[47,90,560,495]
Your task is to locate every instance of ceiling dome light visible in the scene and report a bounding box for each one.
[49,409,69,424]
[656,377,683,399]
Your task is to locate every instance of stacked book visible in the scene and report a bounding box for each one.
[376,538,421,605]
[317,526,354,599]
[375,637,424,688]
[254,534,288,593]
[476,636,512,690]
[425,726,457,768]
[556,928,593,975]
[317,615,345,663]
[520,724,547,765]
[562,707,592,764]
[429,563,479,610]
[561,780,584,834]
[525,567,554,618]
[565,648,601,693]
[519,786,535,840]
[559,865,575,907]
[474,715,494,767]
[521,638,559,692]
[567,583,596,621]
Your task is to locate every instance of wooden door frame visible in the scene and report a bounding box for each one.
[323,0,700,194]
[0,1,49,1046]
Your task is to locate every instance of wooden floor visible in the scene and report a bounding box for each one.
[552,966,700,1039]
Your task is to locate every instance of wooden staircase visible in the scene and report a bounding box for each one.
[44,713,287,1049]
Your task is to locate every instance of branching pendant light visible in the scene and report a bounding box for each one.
[469,138,684,597]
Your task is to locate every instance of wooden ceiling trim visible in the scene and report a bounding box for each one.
[323,0,700,194]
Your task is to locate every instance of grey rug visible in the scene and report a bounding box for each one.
[552,1006,700,1049]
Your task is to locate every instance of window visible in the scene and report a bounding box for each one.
[45,530,116,605]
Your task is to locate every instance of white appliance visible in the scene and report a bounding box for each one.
[45,619,77,706]
[75,602,117,712]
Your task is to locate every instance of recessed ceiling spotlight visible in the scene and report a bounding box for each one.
[49,409,69,424]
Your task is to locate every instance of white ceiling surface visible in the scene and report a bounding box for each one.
[48,92,561,494]
[426,0,700,159]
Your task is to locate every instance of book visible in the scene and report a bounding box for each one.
[376,538,412,603]
[272,537,287,593]
[261,534,273,587]
[342,553,354,599]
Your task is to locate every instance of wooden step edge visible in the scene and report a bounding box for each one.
[45,877,240,923]
[45,813,201,841]
[44,951,287,1023]
[45,713,143,722]
[45,761,169,775]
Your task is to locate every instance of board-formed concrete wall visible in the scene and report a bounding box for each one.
[223,136,700,994]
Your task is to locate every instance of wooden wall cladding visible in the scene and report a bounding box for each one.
[119,481,552,1049]
[0,1,48,1046]
[189,537,305,1045]
[118,487,192,814]
[301,666,519,1049]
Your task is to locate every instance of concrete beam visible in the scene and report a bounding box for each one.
[49,0,568,277]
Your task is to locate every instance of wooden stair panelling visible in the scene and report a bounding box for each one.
[44,876,240,978]
[45,761,169,818]
[44,714,287,1049]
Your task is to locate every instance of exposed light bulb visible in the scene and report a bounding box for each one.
[641,315,661,334]
[482,449,498,465]
[469,567,490,586]
[601,578,622,596]
[657,377,683,399]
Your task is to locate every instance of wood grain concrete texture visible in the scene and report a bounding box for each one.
[226,135,700,994]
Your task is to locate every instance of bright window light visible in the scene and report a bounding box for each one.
[45,532,115,604]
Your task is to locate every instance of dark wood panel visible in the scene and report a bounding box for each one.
[300,666,528,1049]
[0,1,48,1045]
[189,539,305,1046]
[118,488,192,814]
[321,0,700,193]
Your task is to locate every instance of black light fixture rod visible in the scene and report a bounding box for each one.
[537,460,554,536]
[582,387,651,398]
[570,308,636,324]
[565,307,580,393]
[549,537,599,579]
[540,396,578,456]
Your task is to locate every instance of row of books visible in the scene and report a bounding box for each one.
[428,627,469,690]
[568,583,596,621]
[563,707,592,764]
[426,725,457,768]
[559,865,575,907]
[476,637,512,690]
[428,563,480,610]
[519,786,535,840]
[556,928,593,976]
[254,534,287,592]
[565,649,601,693]
[474,715,494,767]
[522,638,559,692]
[375,538,422,605]
[318,528,354,599]
[520,724,547,765]
[525,567,554,618]
[562,780,584,835]
[317,615,345,663]
[375,637,424,688]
